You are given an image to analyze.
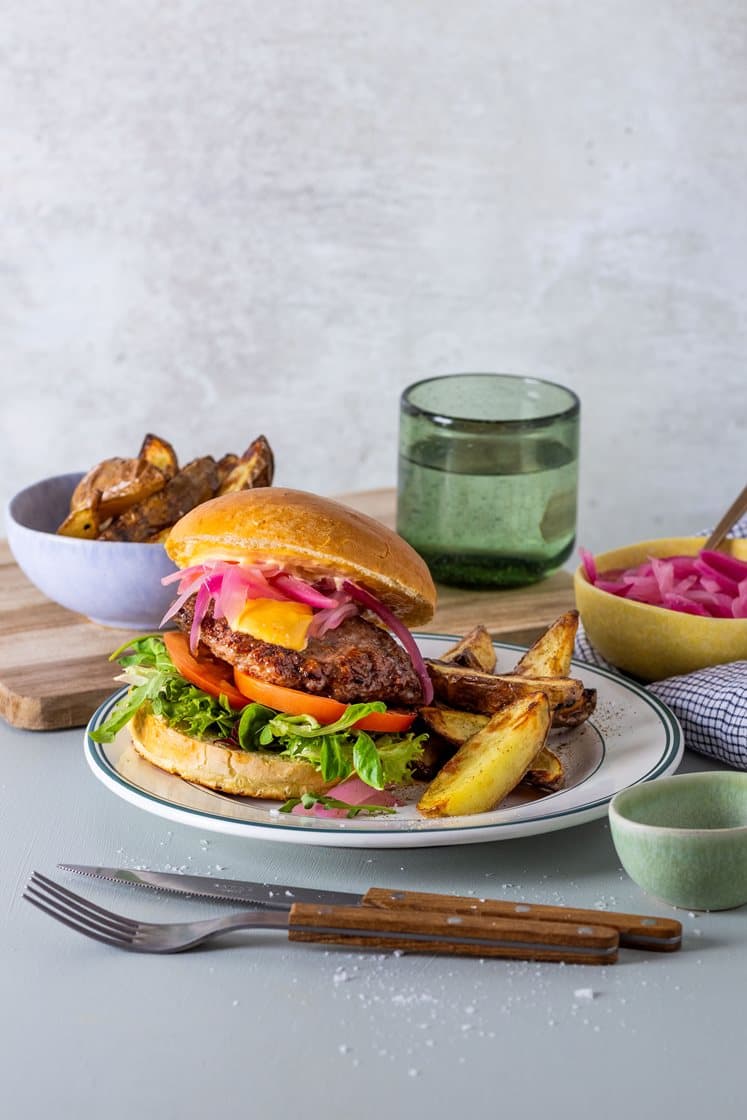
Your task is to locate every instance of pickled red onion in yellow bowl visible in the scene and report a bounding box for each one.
[574,537,747,682]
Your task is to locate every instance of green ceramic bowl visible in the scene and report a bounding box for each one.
[609,772,747,911]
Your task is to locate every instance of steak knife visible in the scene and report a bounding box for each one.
[59,864,682,951]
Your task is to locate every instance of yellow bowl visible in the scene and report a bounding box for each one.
[573,537,747,682]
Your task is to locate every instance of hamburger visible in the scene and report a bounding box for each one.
[92,488,436,811]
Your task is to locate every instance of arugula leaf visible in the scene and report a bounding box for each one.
[279,793,397,818]
[237,703,278,749]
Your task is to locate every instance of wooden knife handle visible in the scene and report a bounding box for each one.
[288,903,618,964]
[361,888,681,952]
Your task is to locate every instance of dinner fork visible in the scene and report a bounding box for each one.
[23,872,619,962]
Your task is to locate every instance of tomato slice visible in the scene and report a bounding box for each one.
[233,668,416,732]
[163,631,248,709]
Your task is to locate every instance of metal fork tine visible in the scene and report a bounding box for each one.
[23,892,138,950]
[30,872,140,932]
[24,885,138,943]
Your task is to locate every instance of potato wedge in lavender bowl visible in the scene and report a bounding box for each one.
[6,473,177,629]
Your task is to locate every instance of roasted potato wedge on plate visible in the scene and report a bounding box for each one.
[419,705,565,792]
[417,693,551,817]
[513,610,579,679]
[438,624,497,673]
[427,661,583,713]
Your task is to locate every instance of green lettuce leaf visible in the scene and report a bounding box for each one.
[89,636,236,744]
[237,702,425,789]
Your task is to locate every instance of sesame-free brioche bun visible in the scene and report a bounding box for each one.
[165,487,436,627]
[131,705,335,800]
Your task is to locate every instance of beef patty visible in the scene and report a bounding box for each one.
[176,599,423,707]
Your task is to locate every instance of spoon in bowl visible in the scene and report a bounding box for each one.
[704,483,747,551]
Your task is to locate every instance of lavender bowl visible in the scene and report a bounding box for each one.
[6,473,178,630]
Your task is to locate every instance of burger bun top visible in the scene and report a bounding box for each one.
[165,487,436,627]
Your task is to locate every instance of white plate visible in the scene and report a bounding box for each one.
[84,635,683,849]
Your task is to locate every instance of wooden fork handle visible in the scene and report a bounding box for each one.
[288,903,618,964]
[360,888,681,952]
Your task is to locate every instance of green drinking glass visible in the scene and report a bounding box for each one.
[396,373,580,588]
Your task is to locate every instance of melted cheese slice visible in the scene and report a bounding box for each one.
[225,597,314,651]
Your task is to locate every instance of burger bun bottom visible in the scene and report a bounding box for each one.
[130,706,335,800]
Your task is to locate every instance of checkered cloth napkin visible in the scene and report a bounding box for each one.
[574,518,747,769]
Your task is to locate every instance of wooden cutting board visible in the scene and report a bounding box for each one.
[0,488,574,731]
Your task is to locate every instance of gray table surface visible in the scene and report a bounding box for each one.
[2,715,745,1120]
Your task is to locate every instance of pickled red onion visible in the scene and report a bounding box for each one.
[272,573,339,609]
[290,777,399,818]
[161,562,359,648]
[342,580,434,704]
[582,547,747,619]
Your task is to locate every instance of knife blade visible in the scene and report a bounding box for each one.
[58,864,682,951]
[58,864,358,907]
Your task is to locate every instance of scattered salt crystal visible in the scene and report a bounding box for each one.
[232,1000,239,1007]
[408,1069,420,1078]
[574,988,598,1000]
[692,929,702,937]
[464,1005,476,1014]
[333,969,350,984]
[338,1044,351,1055]
[392,949,404,957]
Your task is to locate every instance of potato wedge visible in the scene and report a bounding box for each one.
[427,661,583,714]
[69,457,167,521]
[417,693,551,817]
[99,456,219,542]
[512,610,579,679]
[419,706,490,746]
[138,433,178,480]
[420,706,564,789]
[217,434,274,494]
[145,527,172,544]
[439,625,497,673]
[552,688,597,729]
[57,491,102,538]
[215,453,240,488]
[522,745,564,791]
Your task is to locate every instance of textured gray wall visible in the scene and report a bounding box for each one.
[2,1,746,552]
